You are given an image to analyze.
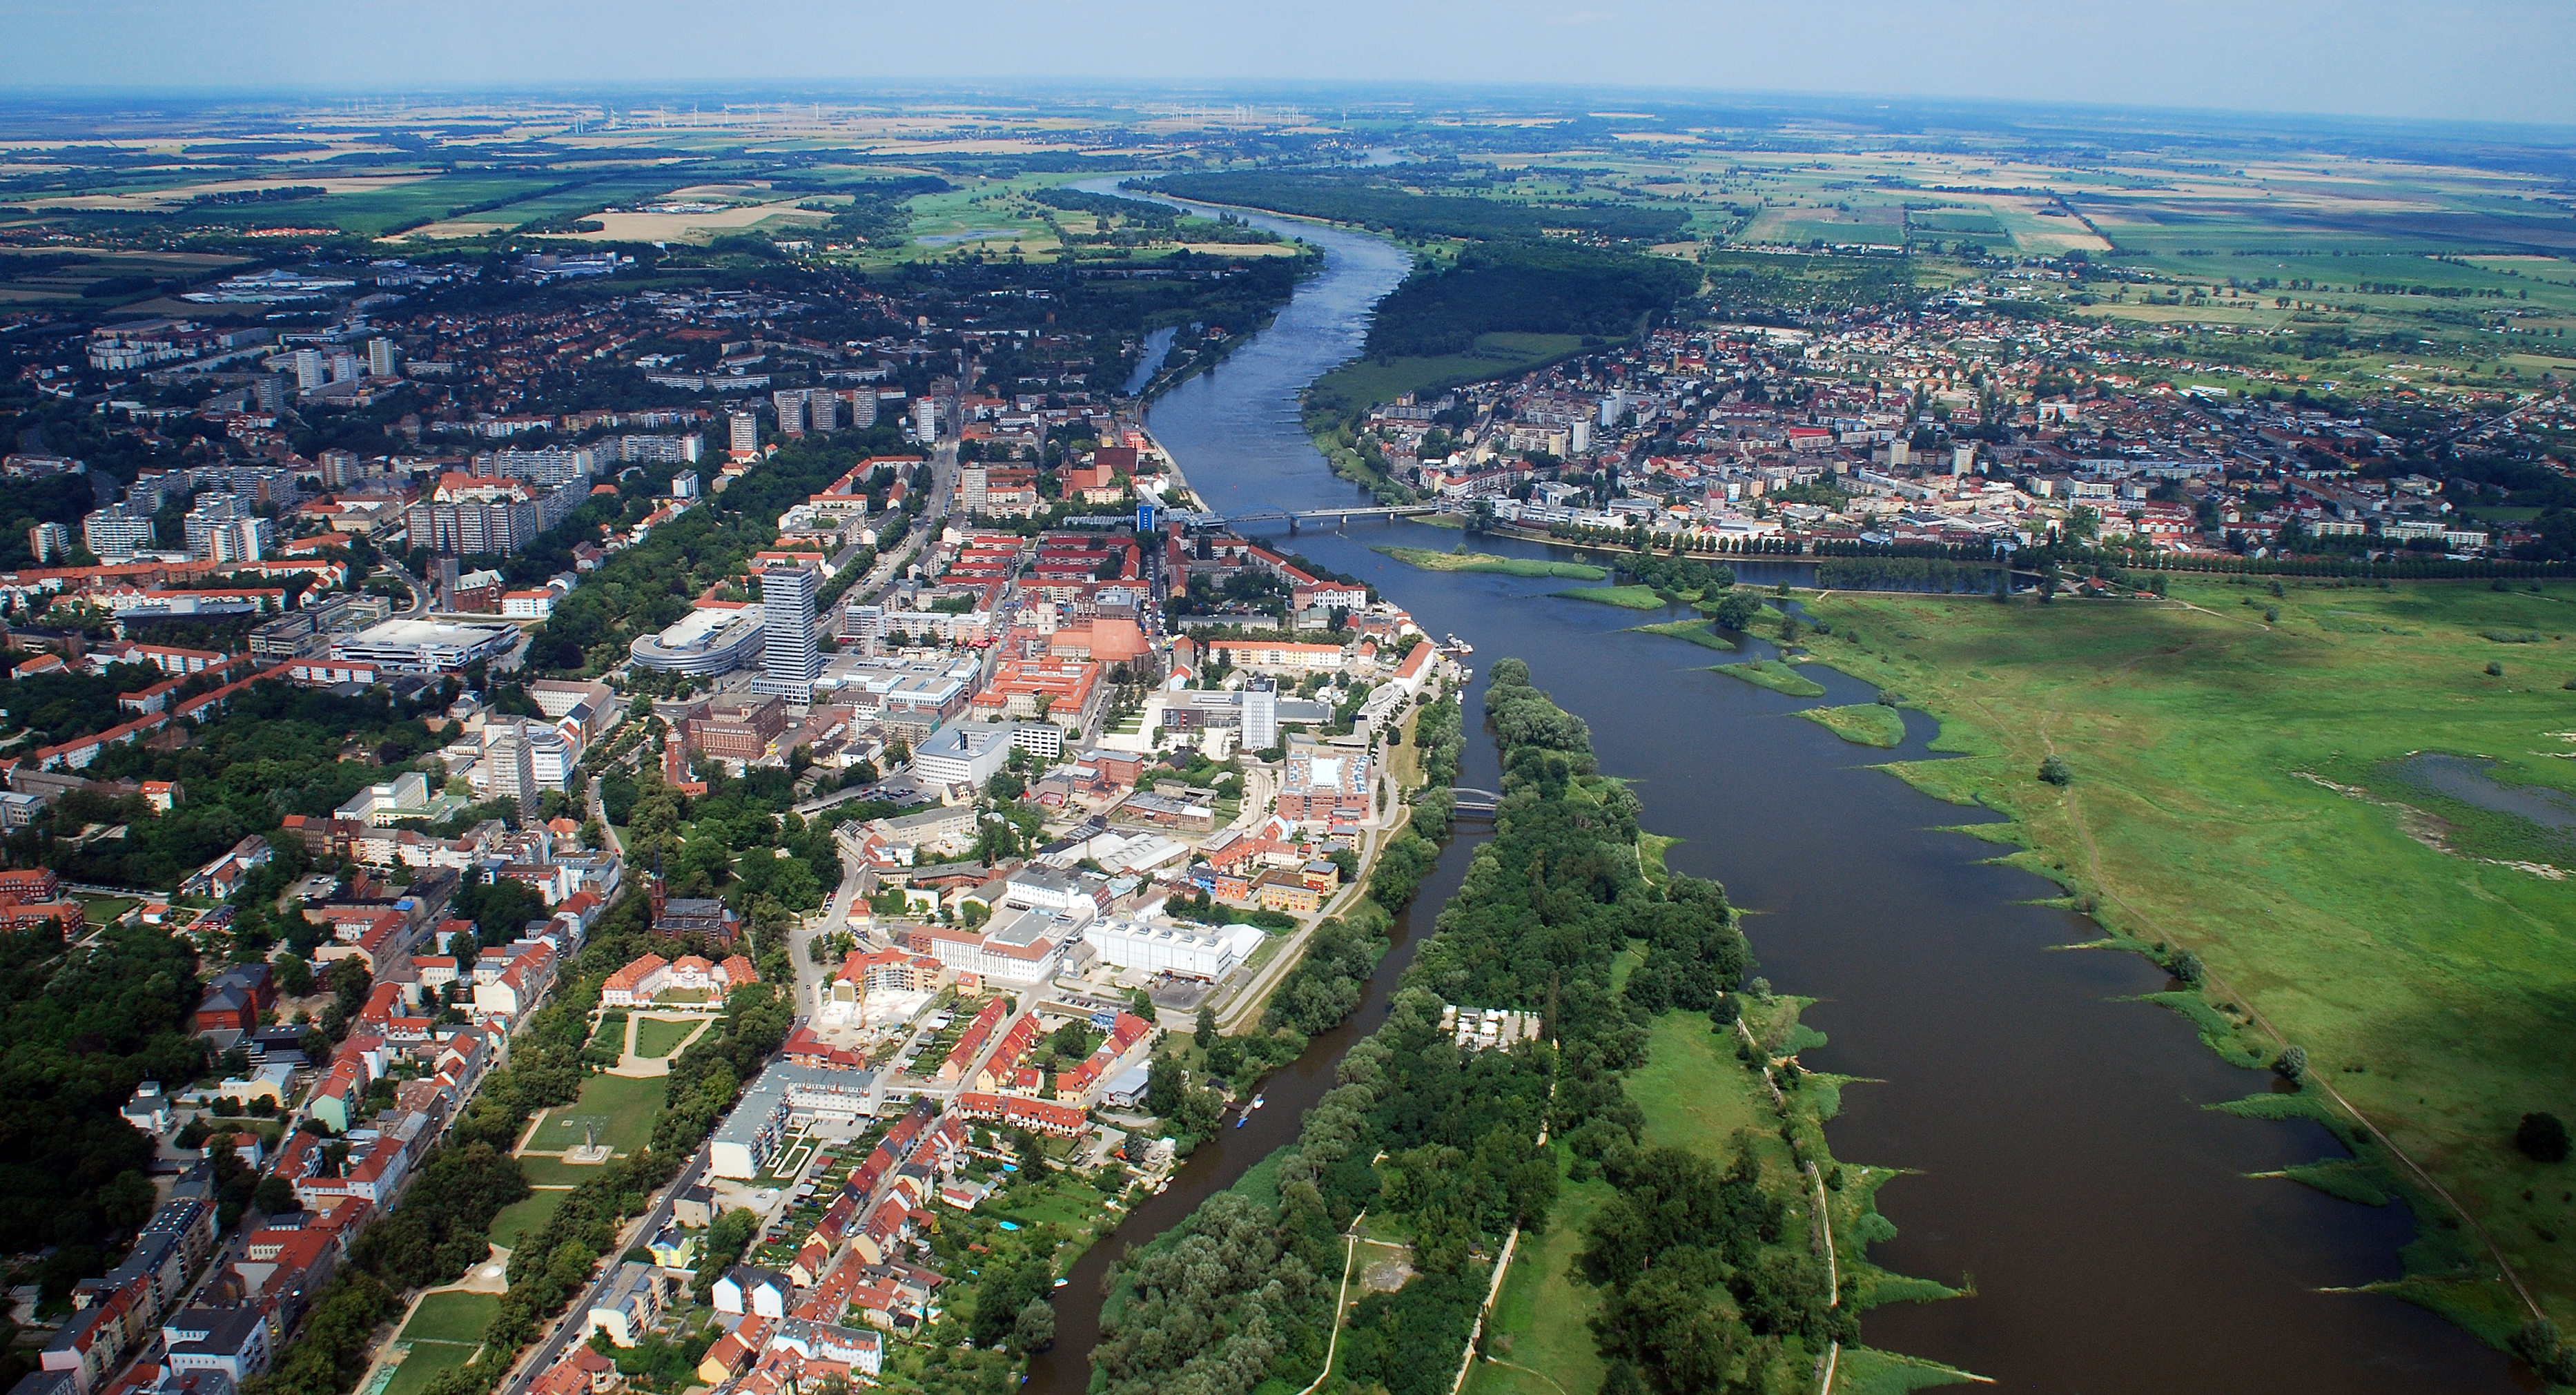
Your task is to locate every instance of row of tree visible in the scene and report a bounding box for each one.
[1096,658,1757,1395]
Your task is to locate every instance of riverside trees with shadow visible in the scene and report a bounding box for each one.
[1093,659,1755,1395]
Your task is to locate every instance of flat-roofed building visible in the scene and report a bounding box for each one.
[909,720,1015,789]
[327,619,519,675]
[629,606,765,676]
[907,908,1071,985]
[1084,916,1262,979]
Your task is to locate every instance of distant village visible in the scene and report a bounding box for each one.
[1377,311,2550,560]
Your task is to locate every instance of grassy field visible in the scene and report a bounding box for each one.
[400,1291,500,1345]
[1802,577,2576,1346]
[1630,1011,1780,1155]
[1373,546,1604,580]
[514,1155,615,1186]
[1630,618,1737,651]
[525,1069,665,1156]
[1467,1176,1614,1395]
[382,1341,475,1395]
[632,1015,701,1059]
[1550,584,1668,610]
[1307,333,1587,420]
[1797,703,1906,748]
[1712,660,1828,696]
[487,1189,569,1253]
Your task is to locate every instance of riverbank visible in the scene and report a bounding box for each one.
[1086,660,1953,1395]
[1796,575,2576,1362]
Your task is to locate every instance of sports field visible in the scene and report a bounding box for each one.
[1804,576,2576,1339]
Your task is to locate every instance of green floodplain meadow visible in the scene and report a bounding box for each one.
[1372,545,1607,580]
[1790,574,2576,1347]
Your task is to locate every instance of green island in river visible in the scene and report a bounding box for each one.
[1374,545,1608,580]
[1796,703,1909,749]
[1095,661,1969,1395]
[1629,618,1738,652]
[1712,660,1830,698]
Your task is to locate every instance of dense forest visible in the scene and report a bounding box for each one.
[1095,659,1767,1395]
[0,922,208,1293]
[1150,171,1690,245]
[1359,241,1701,362]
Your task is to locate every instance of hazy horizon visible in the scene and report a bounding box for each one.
[8,0,2575,128]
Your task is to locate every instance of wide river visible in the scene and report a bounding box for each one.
[1026,188,2515,1393]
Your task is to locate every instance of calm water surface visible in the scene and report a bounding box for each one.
[1024,186,2518,1394]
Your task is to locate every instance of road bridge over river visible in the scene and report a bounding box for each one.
[1189,503,1443,533]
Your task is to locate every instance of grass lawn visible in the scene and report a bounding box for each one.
[632,1016,701,1059]
[1804,576,2576,1342]
[1551,584,1668,610]
[524,1069,666,1157]
[400,1291,499,1345]
[1796,703,1906,748]
[382,1342,474,1395]
[1711,660,1827,696]
[1630,618,1737,652]
[1469,1176,1613,1395]
[79,897,135,926]
[487,1189,569,1253]
[516,1155,616,1186]
[1373,546,1604,580]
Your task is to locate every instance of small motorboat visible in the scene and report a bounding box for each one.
[1250,1093,1266,1111]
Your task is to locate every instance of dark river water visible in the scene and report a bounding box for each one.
[1025,186,2517,1394]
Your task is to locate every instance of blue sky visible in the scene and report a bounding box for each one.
[6,0,2572,126]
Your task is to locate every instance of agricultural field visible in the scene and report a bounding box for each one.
[1802,577,2576,1338]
